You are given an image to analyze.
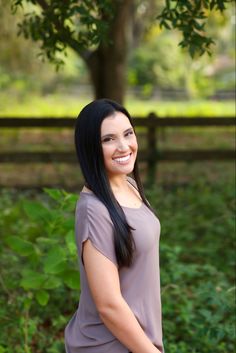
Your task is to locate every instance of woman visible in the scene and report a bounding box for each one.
[65,99,164,353]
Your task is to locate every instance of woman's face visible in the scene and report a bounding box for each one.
[100,111,138,178]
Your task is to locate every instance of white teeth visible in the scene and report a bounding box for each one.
[113,154,131,163]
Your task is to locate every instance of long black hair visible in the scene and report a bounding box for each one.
[75,98,153,268]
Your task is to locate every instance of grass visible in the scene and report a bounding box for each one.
[0,92,235,117]
[126,98,236,117]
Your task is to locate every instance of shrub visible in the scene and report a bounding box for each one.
[0,175,235,352]
[1,188,79,352]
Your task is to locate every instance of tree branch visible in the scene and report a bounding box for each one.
[34,0,48,11]
[33,0,91,60]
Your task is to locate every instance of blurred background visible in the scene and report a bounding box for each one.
[0,0,235,352]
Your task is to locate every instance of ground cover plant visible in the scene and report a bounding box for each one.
[0,170,235,352]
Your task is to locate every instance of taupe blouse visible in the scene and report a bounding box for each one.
[65,179,164,353]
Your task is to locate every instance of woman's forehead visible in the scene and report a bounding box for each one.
[101,112,132,133]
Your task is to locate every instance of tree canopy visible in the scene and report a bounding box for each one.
[157,0,233,57]
[11,0,114,68]
[11,0,233,64]
[10,0,234,102]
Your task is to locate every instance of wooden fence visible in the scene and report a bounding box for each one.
[0,114,235,183]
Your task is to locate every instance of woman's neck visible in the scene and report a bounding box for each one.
[108,175,129,193]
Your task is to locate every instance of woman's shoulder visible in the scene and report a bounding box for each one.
[75,194,113,234]
[76,190,110,220]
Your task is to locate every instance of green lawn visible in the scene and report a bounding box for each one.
[0,92,235,117]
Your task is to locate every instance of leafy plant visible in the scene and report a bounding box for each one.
[0,173,235,352]
[160,244,235,352]
[4,189,79,300]
[157,0,234,57]
[1,188,79,352]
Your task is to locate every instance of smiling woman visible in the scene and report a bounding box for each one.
[101,112,138,182]
[64,99,164,353]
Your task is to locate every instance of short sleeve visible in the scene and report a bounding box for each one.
[75,195,118,267]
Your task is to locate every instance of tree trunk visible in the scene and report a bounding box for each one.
[85,0,133,104]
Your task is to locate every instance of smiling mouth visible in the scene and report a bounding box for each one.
[113,153,132,163]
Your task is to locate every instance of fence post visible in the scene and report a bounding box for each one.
[146,112,158,186]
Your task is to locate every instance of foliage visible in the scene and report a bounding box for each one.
[0,173,235,352]
[0,188,79,351]
[3,188,79,295]
[11,0,233,68]
[161,247,234,352]
[11,0,113,69]
[1,1,234,101]
[0,0,88,94]
[147,175,235,279]
[157,0,234,57]
[128,30,187,93]
[128,4,235,99]
[148,175,236,352]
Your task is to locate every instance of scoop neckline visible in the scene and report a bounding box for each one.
[80,191,144,210]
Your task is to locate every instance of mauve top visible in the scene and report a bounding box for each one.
[64,179,164,353]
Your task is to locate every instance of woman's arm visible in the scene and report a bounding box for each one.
[83,240,161,353]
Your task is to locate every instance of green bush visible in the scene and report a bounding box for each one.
[161,244,234,352]
[0,188,79,352]
[0,175,235,352]
[146,176,235,352]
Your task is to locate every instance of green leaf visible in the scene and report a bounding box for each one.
[43,276,62,289]
[45,260,68,274]
[64,218,75,230]
[43,246,66,274]
[62,270,80,290]
[5,236,35,256]
[160,19,172,30]
[23,200,50,222]
[20,272,46,290]
[36,237,57,245]
[66,230,77,255]
[43,188,63,202]
[36,290,50,306]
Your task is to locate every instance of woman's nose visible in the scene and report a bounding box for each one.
[117,139,129,151]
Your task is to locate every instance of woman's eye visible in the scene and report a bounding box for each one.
[102,137,113,143]
[126,131,134,137]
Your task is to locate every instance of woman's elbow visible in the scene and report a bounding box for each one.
[97,297,123,320]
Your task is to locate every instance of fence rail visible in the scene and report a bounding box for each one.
[0,116,235,128]
[1,114,235,183]
[0,150,234,164]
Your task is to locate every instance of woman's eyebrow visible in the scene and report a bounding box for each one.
[101,127,133,139]
[124,127,134,133]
